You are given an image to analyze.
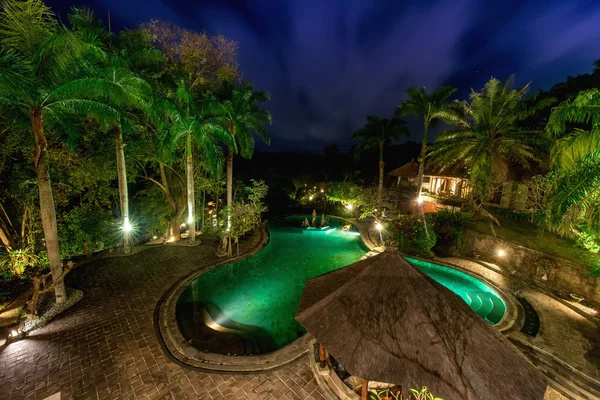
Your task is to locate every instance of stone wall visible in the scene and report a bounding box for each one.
[463,229,600,305]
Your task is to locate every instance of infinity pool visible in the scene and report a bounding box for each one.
[176,215,506,355]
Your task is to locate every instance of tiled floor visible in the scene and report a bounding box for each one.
[1,234,599,400]
[0,234,326,400]
[516,289,600,379]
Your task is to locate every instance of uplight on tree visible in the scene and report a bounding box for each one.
[497,249,506,257]
[123,220,133,233]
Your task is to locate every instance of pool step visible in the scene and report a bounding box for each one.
[465,291,505,325]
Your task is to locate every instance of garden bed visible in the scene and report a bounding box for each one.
[469,217,599,273]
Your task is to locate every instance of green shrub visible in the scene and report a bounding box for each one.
[429,210,471,256]
[389,214,436,257]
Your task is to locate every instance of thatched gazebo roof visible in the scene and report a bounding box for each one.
[388,159,468,179]
[388,159,419,178]
[296,252,548,400]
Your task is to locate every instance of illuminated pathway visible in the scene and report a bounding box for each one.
[0,231,326,400]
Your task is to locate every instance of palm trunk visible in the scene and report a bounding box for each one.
[32,109,66,304]
[226,146,233,230]
[378,141,384,214]
[415,120,429,197]
[186,133,196,244]
[114,125,131,253]
[201,190,206,232]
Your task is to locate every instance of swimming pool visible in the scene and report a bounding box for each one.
[176,215,506,355]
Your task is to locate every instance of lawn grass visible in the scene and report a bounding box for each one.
[468,217,600,272]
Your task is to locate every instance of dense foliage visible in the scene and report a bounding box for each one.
[0,0,271,304]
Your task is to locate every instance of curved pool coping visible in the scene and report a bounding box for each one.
[156,216,518,373]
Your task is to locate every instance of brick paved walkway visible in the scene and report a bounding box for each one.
[0,235,326,400]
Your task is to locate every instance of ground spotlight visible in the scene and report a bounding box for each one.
[497,249,505,257]
[123,220,133,233]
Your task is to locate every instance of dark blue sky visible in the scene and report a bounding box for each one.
[47,0,600,153]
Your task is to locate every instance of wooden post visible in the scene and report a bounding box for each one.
[318,343,327,368]
[361,379,369,400]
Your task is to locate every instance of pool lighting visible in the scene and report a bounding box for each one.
[417,195,424,204]
[497,249,505,257]
[122,220,133,233]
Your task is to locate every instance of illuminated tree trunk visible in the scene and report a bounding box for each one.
[226,146,233,230]
[186,133,196,243]
[226,123,236,231]
[32,109,66,304]
[416,120,429,197]
[114,125,131,253]
[378,140,384,214]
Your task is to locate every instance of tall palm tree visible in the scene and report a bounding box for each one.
[0,0,117,303]
[396,86,456,197]
[206,80,271,228]
[429,77,548,220]
[69,10,164,252]
[165,82,233,243]
[352,116,409,211]
[546,88,600,238]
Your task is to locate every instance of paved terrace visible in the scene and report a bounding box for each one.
[0,227,599,399]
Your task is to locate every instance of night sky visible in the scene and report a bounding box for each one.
[46,0,600,153]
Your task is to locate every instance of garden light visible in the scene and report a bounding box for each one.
[152,235,158,240]
[309,195,314,201]
[345,203,354,210]
[375,222,383,231]
[11,330,17,337]
[187,215,193,224]
[497,249,505,257]
[320,189,324,193]
[417,195,424,204]
[123,220,133,233]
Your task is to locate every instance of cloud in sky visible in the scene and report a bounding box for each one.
[48,0,600,152]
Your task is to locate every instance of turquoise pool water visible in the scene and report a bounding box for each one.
[406,257,506,325]
[177,216,506,355]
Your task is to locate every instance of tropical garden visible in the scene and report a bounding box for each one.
[1,0,600,327]
[0,0,271,309]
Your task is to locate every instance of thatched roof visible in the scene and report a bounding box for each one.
[388,160,467,179]
[389,159,419,177]
[296,253,547,400]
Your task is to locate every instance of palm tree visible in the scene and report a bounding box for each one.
[396,86,456,197]
[66,9,167,252]
[0,0,118,303]
[352,116,409,211]
[429,77,548,221]
[165,82,233,243]
[546,88,600,238]
[206,80,271,228]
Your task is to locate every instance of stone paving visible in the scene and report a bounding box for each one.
[514,289,600,379]
[1,229,600,400]
[0,234,326,400]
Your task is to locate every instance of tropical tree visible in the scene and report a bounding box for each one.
[429,77,549,222]
[396,86,456,197]
[352,116,409,211]
[161,85,233,243]
[0,0,118,303]
[205,80,271,228]
[66,8,164,252]
[545,88,600,243]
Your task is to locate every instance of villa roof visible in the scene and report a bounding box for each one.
[388,159,419,177]
[295,252,548,400]
[388,160,467,179]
